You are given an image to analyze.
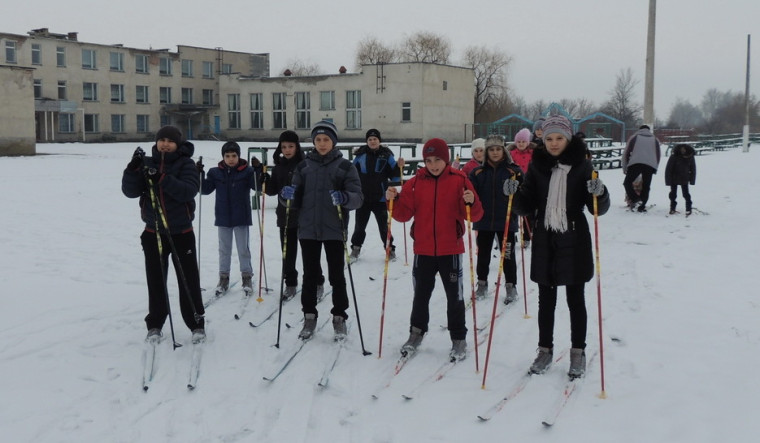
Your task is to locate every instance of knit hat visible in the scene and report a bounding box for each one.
[279,130,300,144]
[471,138,486,150]
[422,138,450,163]
[365,128,382,142]
[311,120,338,146]
[156,125,183,145]
[221,141,241,156]
[514,128,532,143]
[485,134,505,148]
[541,115,573,141]
[532,118,545,132]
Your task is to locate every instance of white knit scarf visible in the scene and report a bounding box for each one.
[544,163,571,232]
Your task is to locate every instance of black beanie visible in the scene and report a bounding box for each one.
[366,128,382,142]
[221,141,241,156]
[156,125,183,145]
[279,130,300,144]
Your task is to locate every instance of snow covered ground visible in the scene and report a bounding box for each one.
[1,140,758,443]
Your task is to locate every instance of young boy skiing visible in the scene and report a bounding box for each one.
[348,128,403,263]
[199,141,259,296]
[469,135,523,303]
[262,130,325,300]
[664,143,696,216]
[385,138,483,362]
[502,115,610,379]
[122,125,206,344]
[280,120,363,341]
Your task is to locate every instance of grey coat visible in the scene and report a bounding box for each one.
[291,148,363,241]
[622,128,661,173]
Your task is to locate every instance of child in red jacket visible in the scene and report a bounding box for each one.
[385,138,483,362]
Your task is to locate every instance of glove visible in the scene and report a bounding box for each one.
[330,190,348,206]
[502,179,520,196]
[586,178,605,196]
[196,160,204,174]
[144,167,159,180]
[127,147,145,170]
[280,185,296,200]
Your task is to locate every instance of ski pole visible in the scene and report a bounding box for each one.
[519,217,530,319]
[337,205,372,356]
[378,196,395,358]
[255,166,268,302]
[197,156,203,277]
[466,203,480,372]
[592,170,607,398]
[398,161,409,266]
[482,172,515,389]
[275,200,291,348]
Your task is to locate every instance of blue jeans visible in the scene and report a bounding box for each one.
[217,225,253,275]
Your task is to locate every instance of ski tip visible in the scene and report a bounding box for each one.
[249,322,257,328]
[541,421,554,427]
[401,394,413,400]
[477,415,490,422]
[187,384,196,390]
[234,314,241,320]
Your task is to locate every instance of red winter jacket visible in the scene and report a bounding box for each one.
[508,142,535,174]
[391,165,483,256]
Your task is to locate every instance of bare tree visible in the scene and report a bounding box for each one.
[354,36,397,69]
[399,31,451,64]
[283,58,322,76]
[667,98,703,128]
[601,67,641,127]
[462,45,511,119]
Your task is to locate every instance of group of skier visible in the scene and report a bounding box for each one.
[122,113,613,380]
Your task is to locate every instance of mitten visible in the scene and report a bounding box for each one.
[281,185,296,200]
[586,178,605,196]
[502,179,520,196]
[127,147,145,170]
[330,190,348,206]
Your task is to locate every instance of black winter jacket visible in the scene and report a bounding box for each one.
[352,145,402,203]
[469,159,523,232]
[664,144,696,186]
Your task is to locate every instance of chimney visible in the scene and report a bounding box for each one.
[283,69,292,76]
[67,32,78,41]
[339,66,347,74]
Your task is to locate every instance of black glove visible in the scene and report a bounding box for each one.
[127,147,145,170]
[196,160,204,175]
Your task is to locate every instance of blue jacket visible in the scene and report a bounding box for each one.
[469,159,523,233]
[201,159,256,227]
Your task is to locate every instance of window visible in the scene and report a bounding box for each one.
[136,115,150,133]
[159,57,172,75]
[442,81,448,91]
[295,92,311,130]
[34,79,42,99]
[222,63,232,74]
[83,82,98,101]
[56,46,66,67]
[202,89,214,106]
[84,114,99,133]
[181,88,193,104]
[320,91,335,110]
[110,84,125,103]
[58,81,67,100]
[110,52,124,71]
[272,93,287,130]
[346,90,362,129]
[32,44,42,65]
[82,49,96,69]
[181,59,193,77]
[250,93,263,129]
[5,41,17,63]
[228,94,241,129]
[136,85,149,104]
[59,113,75,133]
[135,54,148,73]
[202,61,213,78]
[159,87,171,104]
[111,114,125,133]
[401,102,412,122]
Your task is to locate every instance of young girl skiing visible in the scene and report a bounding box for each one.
[502,115,610,379]
[280,121,363,341]
[469,135,523,303]
[122,125,206,344]
[386,138,483,362]
[664,143,696,215]
[508,128,536,248]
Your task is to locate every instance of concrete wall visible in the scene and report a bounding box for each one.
[0,66,35,155]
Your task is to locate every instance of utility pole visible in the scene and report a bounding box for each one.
[743,34,751,153]
[643,0,656,128]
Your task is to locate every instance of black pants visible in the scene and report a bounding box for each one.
[537,283,586,350]
[351,201,394,250]
[140,230,205,332]
[410,254,467,340]
[475,230,516,285]
[669,184,692,211]
[299,239,349,319]
[279,226,300,287]
[623,164,656,205]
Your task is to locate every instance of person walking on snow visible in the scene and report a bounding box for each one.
[502,115,610,379]
[664,143,696,215]
[385,138,484,362]
[280,120,363,341]
[122,125,206,344]
[349,128,403,263]
[622,125,661,212]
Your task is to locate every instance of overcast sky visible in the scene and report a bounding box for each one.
[3,0,757,119]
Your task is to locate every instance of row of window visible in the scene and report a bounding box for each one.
[34,80,216,106]
[58,113,163,134]
[3,39,229,76]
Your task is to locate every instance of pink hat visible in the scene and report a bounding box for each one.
[422,138,450,163]
[514,128,531,143]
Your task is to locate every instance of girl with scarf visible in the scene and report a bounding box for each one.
[502,115,610,379]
